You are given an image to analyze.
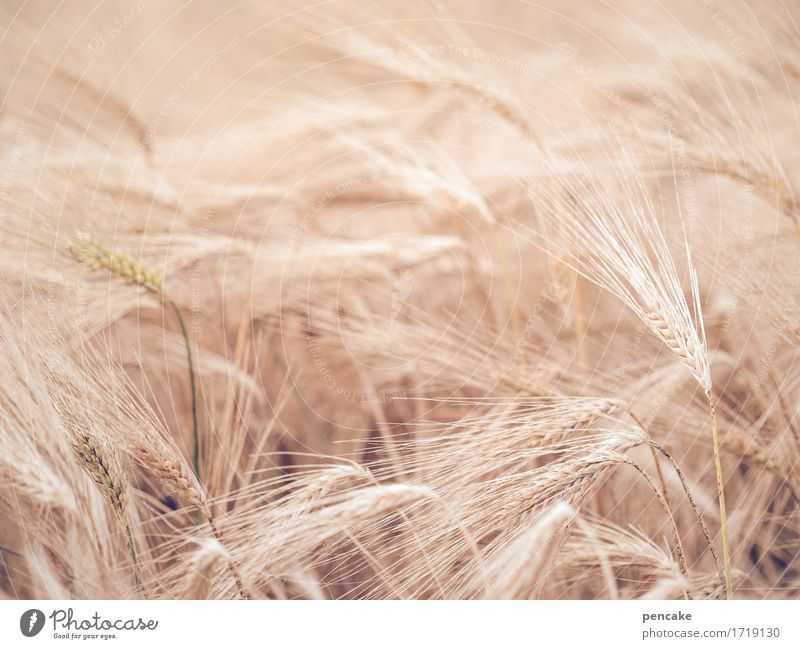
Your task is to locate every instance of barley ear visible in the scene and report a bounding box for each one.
[69,430,142,595]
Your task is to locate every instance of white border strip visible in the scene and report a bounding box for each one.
[1,600,797,648]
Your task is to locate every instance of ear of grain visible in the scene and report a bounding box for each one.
[483,502,575,599]
[182,539,230,600]
[66,423,142,595]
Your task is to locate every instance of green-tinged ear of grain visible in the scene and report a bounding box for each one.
[69,235,200,482]
[70,237,162,294]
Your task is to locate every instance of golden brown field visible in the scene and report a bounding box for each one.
[1,0,799,599]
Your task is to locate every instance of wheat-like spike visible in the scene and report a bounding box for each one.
[134,442,248,599]
[68,429,142,595]
[144,450,209,515]
[531,135,732,594]
[0,445,77,515]
[71,432,128,517]
[527,125,713,392]
[3,0,798,603]
[182,539,230,599]
[314,484,435,524]
[70,237,162,294]
[560,517,690,596]
[483,502,575,599]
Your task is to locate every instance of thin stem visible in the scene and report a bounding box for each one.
[495,230,521,343]
[631,413,725,592]
[624,458,691,600]
[649,443,672,516]
[708,391,733,599]
[124,523,143,597]
[169,299,199,482]
[207,517,248,599]
[649,441,723,582]
[572,271,587,369]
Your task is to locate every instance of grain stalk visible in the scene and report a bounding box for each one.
[541,163,731,596]
[70,237,200,481]
[649,441,723,584]
[623,458,691,599]
[138,446,249,599]
[646,294,733,597]
[707,392,733,598]
[183,539,230,599]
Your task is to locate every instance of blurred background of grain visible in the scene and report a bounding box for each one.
[0,0,798,599]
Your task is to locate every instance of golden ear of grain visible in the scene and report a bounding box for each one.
[182,539,230,599]
[70,236,162,294]
[63,419,142,595]
[70,431,129,520]
[639,576,691,600]
[137,444,208,516]
[316,484,436,524]
[0,446,78,515]
[483,502,574,599]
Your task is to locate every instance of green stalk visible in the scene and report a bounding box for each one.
[124,523,143,597]
[168,299,199,482]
